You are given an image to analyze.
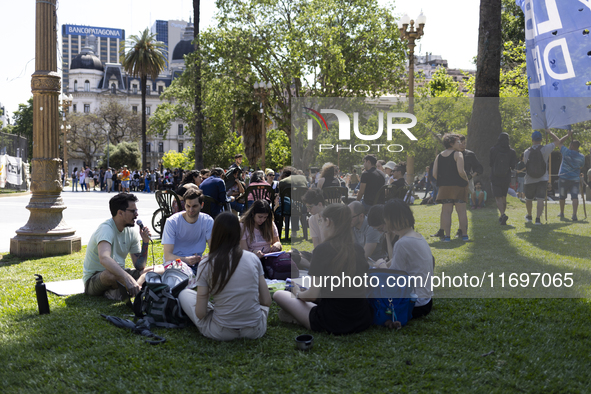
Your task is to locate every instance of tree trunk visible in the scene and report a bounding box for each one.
[193,0,204,169]
[141,75,147,171]
[467,0,503,192]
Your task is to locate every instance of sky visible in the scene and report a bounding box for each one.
[0,0,479,121]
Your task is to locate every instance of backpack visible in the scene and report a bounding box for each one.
[526,145,546,178]
[367,269,416,328]
[261,252,299,280]
[134,269,190,328]
[88,170,93,178]
[493,150,512,177]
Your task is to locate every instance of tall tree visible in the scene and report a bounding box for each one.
[68,113,106,166]
[9,98,34,159]
[121,28,167,171]
[467,0,503,191]
[193,0,204,169]
[93,99,142,144]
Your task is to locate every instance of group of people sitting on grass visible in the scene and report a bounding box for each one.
[82,190,434,341]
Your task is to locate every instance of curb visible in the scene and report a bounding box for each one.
[0,191,31,198]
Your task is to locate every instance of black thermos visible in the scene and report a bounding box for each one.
[35,274,50,315]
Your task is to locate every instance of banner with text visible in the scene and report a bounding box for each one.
[517,0,591,129]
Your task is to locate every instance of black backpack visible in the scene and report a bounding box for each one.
[88,170,94,178]
[493,150,512,177]
[134,269,190,328]
[526,145,546,178]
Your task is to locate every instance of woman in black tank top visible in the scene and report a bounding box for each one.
[432,134,469,242]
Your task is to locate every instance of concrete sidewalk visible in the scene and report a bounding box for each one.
[0,190,159,253]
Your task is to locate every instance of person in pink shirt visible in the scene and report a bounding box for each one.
[240,200,282,258]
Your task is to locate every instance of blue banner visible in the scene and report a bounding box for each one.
[517,0,591,129]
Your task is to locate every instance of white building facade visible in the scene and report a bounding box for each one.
[64,22,196,174]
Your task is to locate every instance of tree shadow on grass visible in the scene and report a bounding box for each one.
[515,223,590,260]
[0,253,24,268]
[433,207,591,299]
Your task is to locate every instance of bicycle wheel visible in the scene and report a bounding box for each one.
[152,208,166,236]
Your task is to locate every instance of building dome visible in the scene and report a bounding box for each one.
[172,40,194,60]
[171,22,195,61]
[70,35,104,71]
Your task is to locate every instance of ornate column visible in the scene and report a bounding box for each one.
[10,0,81,257]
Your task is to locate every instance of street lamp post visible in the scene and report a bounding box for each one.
[254,81,272,170]
[10,0,81,257]
[399,12,426,184]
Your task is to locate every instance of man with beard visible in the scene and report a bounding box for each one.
[82,193,163,300]
[162,189,214,274]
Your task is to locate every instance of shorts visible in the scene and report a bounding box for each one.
[121,180,130,188]
[517,177,525,193]
[84,268,142,296]
[436,185,469,204]
[524,181,547,200]
[490,173,511,198]
[558,178,579,200]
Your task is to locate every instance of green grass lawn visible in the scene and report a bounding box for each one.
[1,199,591,393]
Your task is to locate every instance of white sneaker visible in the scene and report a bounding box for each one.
[525,215,532,223]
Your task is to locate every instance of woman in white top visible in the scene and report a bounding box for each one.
[178,212,272,341]
[79,170,86,192]
[382,199,434,319]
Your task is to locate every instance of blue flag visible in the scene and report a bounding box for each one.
[517,0,591,129]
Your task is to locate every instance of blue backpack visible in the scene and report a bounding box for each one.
[367,269,416,327]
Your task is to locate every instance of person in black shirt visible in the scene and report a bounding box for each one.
[273,204,373,335]
[356,154,385,212]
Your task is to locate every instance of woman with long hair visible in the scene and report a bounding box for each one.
[273,204,373,335]
[178,212,272,341]
[432,133,469,242]
[240,200,282,257]
[382,199,434,318]
[71,167,79,192]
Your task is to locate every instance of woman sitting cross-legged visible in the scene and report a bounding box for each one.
[178,212,272,341]
[381,199,434,319]
[273,204,373,335]
[240,200,282,258]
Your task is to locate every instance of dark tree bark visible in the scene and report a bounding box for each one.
[467,0,503,192]
[141,75,148,171]
[193,0,204,170]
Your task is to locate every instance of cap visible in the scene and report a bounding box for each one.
[531,131,543,141]
[384,161,396,171]
[123,165,128,168]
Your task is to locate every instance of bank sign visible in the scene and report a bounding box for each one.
[64,25,124,40]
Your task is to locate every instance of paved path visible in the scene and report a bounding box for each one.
[0,190,160,253]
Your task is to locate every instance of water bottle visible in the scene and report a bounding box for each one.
[35,274,50,315]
